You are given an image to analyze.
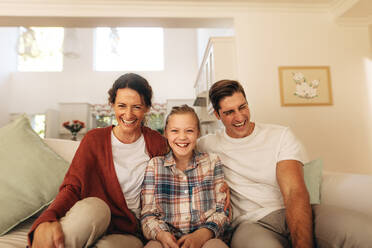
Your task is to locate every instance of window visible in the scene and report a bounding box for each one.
[30,114,46,138]
[91,104,117,128]
[94,27,164,71]
[17,27,64,71]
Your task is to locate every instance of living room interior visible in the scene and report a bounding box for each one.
[1,0,372,246]
[0,0,371,176]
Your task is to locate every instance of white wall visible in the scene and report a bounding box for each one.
[0,27,17,127]
[234,12,372,174]
[1,2,372,175]
[196,28,235,66]
[7,27,198,114]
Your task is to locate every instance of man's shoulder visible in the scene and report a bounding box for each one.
[256,122,290,137]
[198,132,220,146]
[197,132,221,153]
[257,122,288,131]
[199,133,218,142]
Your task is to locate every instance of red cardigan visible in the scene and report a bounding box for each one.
[28,126,167,244]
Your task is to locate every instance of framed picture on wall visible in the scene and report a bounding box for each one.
[278,66,333,106]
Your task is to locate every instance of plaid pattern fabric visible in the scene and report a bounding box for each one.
[141,150,229,240]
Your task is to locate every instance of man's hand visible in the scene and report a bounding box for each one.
[177,228,213,248]
[32,221,64,248]
[156,231,179,248]
[220,181,232,219]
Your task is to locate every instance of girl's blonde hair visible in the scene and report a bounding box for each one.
[165,104,201,133]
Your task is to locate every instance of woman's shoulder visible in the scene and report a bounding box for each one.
[85,126,112,137]
[142,126,168,156]
[79,126,112,147]
[141,126,164,139]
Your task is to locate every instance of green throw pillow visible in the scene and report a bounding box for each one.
[303,159,323,204]
[0,115,69,236]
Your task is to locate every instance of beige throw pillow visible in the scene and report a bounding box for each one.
[0,115,69,236]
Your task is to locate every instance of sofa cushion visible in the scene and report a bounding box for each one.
[0,115,69,236]
[304,159,323,204]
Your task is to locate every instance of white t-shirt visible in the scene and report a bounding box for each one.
[111,132,150,219]
[197,123,308,226]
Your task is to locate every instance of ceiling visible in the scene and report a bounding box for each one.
[133,0,371,18]
[124,0,333,2]
[0,0,371,26]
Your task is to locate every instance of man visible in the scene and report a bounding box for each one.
[198,80,372,248]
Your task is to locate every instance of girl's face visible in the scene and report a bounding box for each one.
[113,88,148,138]
[165,113,200,161]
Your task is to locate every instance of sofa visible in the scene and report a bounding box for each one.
[1,137,372,247]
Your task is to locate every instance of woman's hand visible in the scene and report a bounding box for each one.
[177,228,213,248]
[32,221,64,248]
[156,231,179,248]
[220,181,232,219]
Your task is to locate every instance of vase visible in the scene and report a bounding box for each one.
[71,132,77,141]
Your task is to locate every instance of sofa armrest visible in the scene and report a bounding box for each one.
[43,138,80,163]
[321,171,372,216]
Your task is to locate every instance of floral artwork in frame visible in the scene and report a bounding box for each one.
[278,66,333,106]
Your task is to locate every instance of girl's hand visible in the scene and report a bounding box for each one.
[156,231,179,248]
[177,228,213,248]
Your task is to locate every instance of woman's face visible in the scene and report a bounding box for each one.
[113,88,149,137]
[165,113,199,161]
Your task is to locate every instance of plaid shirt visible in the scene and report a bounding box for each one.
[141,150,229,240]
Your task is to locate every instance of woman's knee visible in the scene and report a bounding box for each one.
[60,197,111,247]
[64,197,111,226]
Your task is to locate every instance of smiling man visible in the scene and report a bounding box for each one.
[197,80,372,248]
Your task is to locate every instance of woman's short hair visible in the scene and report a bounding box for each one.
[108,73,153,108]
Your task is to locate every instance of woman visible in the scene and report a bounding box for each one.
[141,105,230,248]
[29,73,167,248]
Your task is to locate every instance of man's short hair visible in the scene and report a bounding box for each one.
[209,79,246,113]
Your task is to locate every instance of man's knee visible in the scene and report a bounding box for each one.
[96,234,143,248]
[231,221,287,248]
[203,238,228,248]
[313,204,372,248]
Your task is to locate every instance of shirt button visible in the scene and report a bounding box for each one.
[185,216,190,220]
[184,190,188,194]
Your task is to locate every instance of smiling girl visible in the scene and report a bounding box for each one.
[141,105,230,248]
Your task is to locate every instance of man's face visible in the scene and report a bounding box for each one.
[215,92,252,138]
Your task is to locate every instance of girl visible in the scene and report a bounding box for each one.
[141,105,229,248]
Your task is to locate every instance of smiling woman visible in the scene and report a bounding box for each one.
[28,73,168,248]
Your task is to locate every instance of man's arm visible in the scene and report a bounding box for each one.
[276,159,314,248]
